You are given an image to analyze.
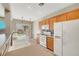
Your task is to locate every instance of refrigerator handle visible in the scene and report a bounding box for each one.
[54,36,62,39]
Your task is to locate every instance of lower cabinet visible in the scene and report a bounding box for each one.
[46,37,54,51]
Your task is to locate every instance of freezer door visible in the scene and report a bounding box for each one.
[54,22,63,56]
[63,20,79,56]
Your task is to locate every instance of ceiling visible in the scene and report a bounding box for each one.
[10,3,74,21]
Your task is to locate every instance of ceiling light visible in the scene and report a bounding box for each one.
[39,3,44,7]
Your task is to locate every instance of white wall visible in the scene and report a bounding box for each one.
[33,20,40,39]
[0,4,5,17]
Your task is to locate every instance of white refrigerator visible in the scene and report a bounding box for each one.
[54,20,79,56]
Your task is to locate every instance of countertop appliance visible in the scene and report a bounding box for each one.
[54,20,79,56]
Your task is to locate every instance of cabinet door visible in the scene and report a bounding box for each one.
[67,9,79,20]
[47,37,54,51]
[45,19,49,24]
[56,14,67,22]
[49,17,56,30]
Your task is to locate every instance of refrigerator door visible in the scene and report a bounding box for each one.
[54,22,63,56]
[63,20,79,56]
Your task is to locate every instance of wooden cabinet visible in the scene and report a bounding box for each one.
[39,9,79,29]
[66,9,79,20]
[46,36,54,51]
[41,20,47,25]
[45,19,49,25]
[49,17,56,30]
[56,13,67,22]
[39,19,50,30]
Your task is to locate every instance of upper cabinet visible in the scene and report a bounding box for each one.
[45,19,49,25]
[56,13,67,22]
[49,17,56,30]
[0,4,5,17]
[39,19,50,30]
[39,8,79,30]
[66,9,79,20]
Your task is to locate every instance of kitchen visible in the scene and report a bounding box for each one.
[0,3,79,56]
[36,4,79,56]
